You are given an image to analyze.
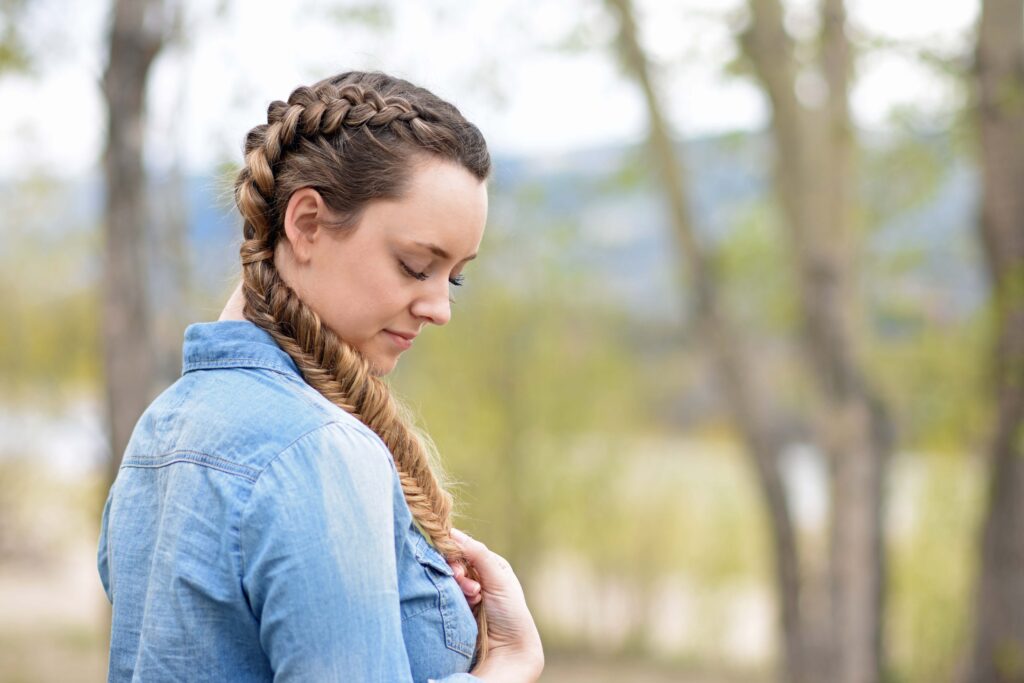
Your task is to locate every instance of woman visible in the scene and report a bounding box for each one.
[97,70,544,682]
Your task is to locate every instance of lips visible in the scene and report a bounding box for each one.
[383,329,416,350]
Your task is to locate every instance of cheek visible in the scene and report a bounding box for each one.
[304,235,411,340]
[367,265,412,311]
[324,270,407,336]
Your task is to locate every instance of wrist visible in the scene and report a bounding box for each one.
[470,650,544,683]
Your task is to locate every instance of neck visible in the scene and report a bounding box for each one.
[218,280,247,321]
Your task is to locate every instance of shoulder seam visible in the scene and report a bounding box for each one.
[237,420,396,580]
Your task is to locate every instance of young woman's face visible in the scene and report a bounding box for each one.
[275,157,488,375]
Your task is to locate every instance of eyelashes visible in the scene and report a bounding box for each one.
[399,261,428,281]
[399,260,465,287]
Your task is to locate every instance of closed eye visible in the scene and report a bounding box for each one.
[403,259,466,288]
[399,260,428,281]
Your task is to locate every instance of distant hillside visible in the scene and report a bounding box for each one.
[484,130,984,325]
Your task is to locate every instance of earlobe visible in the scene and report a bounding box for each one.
[282,188,326,264]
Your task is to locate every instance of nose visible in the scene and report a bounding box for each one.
[410,282,452,326]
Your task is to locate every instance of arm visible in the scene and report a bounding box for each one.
[239,422,478,681]
[97,489,113,603]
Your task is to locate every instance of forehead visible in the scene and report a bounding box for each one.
[364,159,488,255]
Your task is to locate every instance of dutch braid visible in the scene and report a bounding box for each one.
[233,72,491,663]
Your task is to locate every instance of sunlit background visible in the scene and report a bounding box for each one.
[1,0,1018,681]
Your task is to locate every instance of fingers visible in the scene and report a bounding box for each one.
[461,579,482,606]
[452,565,481,602]
[450,527,515,588]
[447,546,482,606]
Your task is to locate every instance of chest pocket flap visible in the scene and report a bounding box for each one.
[406,525,478,659]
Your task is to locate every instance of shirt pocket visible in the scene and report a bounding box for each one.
[405,526,479,660]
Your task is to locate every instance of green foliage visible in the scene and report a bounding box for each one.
[0,0,31,75]
[861,133,948,232]
[864,295,991,452]
[713,198,799,335]
[592,144,650,196]
[600,436,769,585]
[887,453,985,683]
[0,176,101,396]
[322,1,392,31]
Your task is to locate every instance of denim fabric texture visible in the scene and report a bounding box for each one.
[97,320,481,682]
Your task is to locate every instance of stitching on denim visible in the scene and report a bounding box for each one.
[414,534,454,576]
[411,531,474,657]
[401,604,434,623]
[122,450,261,482]
[122,458,256,482]
[183,358,298,378]
[233,477,256,622]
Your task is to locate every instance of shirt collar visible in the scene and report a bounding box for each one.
[181,320,302,378]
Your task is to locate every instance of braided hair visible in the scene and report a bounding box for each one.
[233,71,492,663]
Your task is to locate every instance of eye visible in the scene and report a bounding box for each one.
[399,260,428,281]
[449,274,465,287]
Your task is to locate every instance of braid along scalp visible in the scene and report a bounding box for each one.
[233,71,492,663]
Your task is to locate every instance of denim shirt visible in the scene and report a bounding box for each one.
[97,321,481,682]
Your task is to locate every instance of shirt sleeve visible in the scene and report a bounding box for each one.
[97,487,113,603]
[239,421,480,682]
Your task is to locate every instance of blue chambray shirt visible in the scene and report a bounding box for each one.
[97,320,481,682]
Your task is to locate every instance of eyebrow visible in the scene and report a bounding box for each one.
[413,240,477,262]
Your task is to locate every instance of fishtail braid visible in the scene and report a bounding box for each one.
[233,71,491,664]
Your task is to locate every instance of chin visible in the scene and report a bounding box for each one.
[347,338,398,377]
[367,356,398,377]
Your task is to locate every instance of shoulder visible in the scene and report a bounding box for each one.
[126,364,392,478]
[239,420,400,558]
[264,420,398,493]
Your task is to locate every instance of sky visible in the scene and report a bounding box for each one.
[0,0,979,179]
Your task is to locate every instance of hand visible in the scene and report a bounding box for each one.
[450,528,544,683]
[449,558,482,608]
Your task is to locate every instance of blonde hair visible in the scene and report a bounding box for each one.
[233,71,491,663]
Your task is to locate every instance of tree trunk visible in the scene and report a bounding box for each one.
[967,1,1024,681]
[102,0,168,482]
[605,1,807,680]
[740,0,893,681]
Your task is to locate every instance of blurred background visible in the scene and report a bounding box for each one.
[2,0,1022,681]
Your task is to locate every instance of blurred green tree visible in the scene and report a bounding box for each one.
[737,1,895,680]
[965,1,1024,681]
[600,0,809,679]
[603,0,900,680]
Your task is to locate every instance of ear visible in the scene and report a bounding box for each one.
[282,188,328,264]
